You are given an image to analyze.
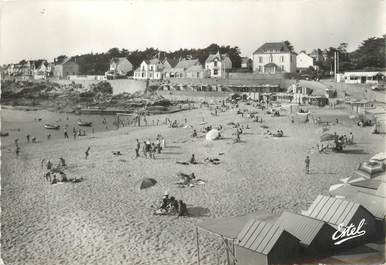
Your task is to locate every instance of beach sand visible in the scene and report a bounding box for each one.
[1,102,385,265]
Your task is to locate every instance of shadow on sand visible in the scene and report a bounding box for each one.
[187,206,211,217]
[339,149,368,155]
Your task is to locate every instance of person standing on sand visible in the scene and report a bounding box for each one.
[26,134,30,143]
[85,147,91,159]
[15,145,20,157]
[135,139,140,158]
[64,128,69,139]
[305,156,310,174]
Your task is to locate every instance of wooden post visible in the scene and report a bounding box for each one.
[224,238,231,265]
[196,227,200,265]
[232,239,236,265]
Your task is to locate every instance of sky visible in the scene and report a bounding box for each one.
[0,0,385,64]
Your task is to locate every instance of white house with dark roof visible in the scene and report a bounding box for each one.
[133,58,164,80]
[105,57,133,79]
[205,51,232,78]
[252,42,296,73]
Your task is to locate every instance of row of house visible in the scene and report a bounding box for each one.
[5,57,79,80]
[130,42,317,80]
[2,42,319,81]
[132,51,233,80]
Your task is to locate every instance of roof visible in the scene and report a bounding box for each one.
[163,58,179,68]
[111,57,131,65]
[347,192,385,219]
[302,195,360,226]
[205,51,230,64]
[276,211,331,246]
[253,42,291,54]
[237,219,295,255]
[197,211,277,239]
[174,58,201,70]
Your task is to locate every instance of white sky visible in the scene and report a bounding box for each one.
[0,0,384,64]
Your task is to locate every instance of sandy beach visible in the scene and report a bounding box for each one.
[1,101,385,265]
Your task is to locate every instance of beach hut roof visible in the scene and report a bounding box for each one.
[237,219,298,255]
[275,211,330,246]
[347,192,385,219]
[197,211,276,239]
[302,195,360,226]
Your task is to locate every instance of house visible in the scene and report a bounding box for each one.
[296,51,315,71]
[105,57,133,79]
[302,195,378,246]
[339,71,385,84]
[164,58,207,79]
[133,58,163,80]
[205,51,232,78]
[252,42,296,73]
[241,57,253,69]
[33,60,53,79]
[236,219,301,265]
[53,57,79,79]
[275,211,336,256]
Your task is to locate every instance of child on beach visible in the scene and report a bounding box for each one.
[305,156,310,174]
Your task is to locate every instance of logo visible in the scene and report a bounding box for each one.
[332,219,366,245]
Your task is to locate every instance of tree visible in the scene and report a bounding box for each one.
[107,48,121,58]
[350,36,385,70]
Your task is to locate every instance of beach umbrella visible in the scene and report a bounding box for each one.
[320,133,337,142]
[355,161,385,179]
[206,129,220,141]
[137,178,157,190]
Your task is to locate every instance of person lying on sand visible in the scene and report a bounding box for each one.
[204,157,220,165]
[112,151,122,156]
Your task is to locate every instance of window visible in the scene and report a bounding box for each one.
[214,69,218,75]
[259,57,263,63]
[214,60,218,67]
[281,65,284,71]
[280,56,284,62]
[258,66,262,72]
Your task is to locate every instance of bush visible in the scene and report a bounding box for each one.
[91,81,113,94]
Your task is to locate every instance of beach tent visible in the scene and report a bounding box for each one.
[355,161,385,179]
[136,178,157,190]
[236,220,301,265]
[206,129,220,141]
[302,195,378,245]
[196,211,275,265]
[275,211,336,256]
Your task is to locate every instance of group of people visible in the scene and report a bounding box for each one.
[155,191,189,217]
[135,135,165,159]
